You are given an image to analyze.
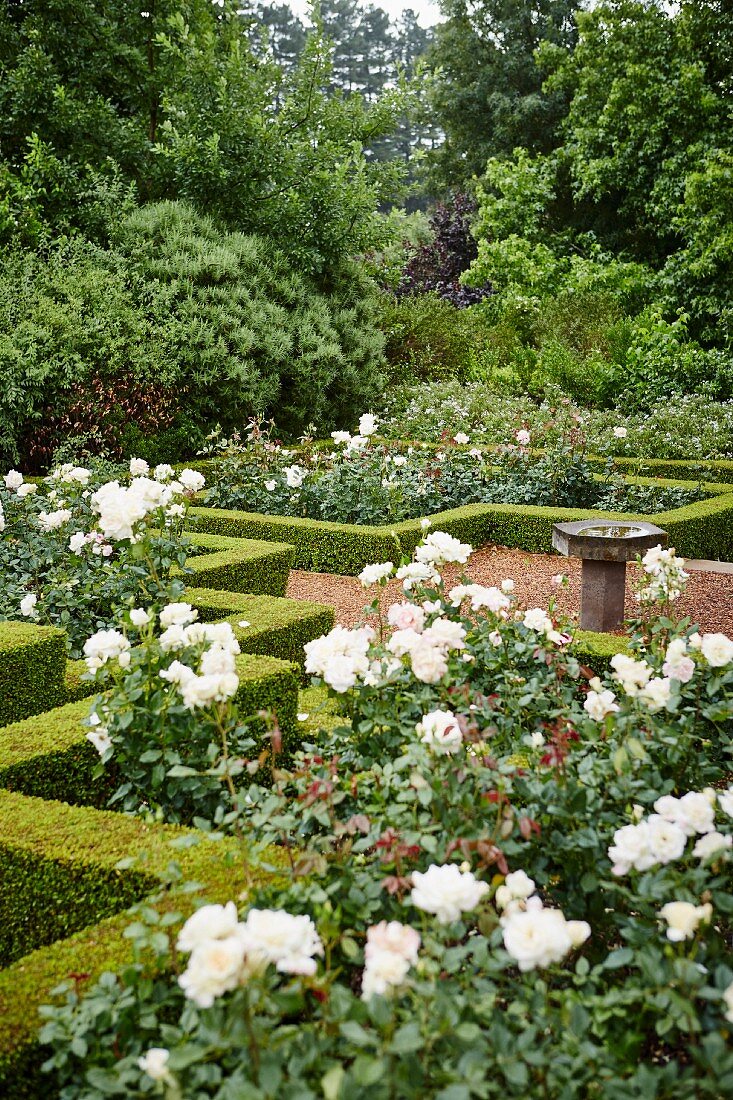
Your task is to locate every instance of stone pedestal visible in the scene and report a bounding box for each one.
[580,559,627,632]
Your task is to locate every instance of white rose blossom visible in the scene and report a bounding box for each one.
[138,1048,172,1082]
[410,863,489,923]
[658,901,712,942]
[700,632,733,667]
[4,470,23,491]
[358,561,394,587]
[416,709,463,754]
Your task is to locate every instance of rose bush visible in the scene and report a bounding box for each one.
[38,533,733,1096]
[203,415,700,524]
[0,460,203,656]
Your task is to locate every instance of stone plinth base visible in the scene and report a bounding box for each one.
[580,559,626,632]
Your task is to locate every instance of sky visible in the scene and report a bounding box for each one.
[289,0,442,28]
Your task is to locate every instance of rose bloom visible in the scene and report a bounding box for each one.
[17,482,36,498]
[608,821,655,875]
[138,1048,171,1081]
[83,629,131,671]
[692,831,732,860]
[502,904,575,971]
[178,934,248,1007]
[658,901,712,942]
[361,950,411,1000]
[638,676,672,712]
[416,709,463,754]
[239,909,323,976]
[358,561,394,587]
[177,902,240,952]
[583,689,619,722]
[516,429,530,445]
[718,786,733,817]
[129,457,150,476]
[179,468,206,493]
[415,531,472,567]
[387,602,425,633]
[654,791,716,836]
[646,814,687,864]
[365,921,420,965]
[422,617,466,652]
[359,413,378,436]
[700,632,733,667]
[453,432,470,445]
[410,641,448,684]
[613,426,628,439]
[523,608,552,633]
[160,602,198,628]
[411,863,489,923]
[4,470,23,490]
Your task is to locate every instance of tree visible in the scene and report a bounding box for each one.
[426,0,581,187]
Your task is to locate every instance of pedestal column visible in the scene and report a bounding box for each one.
[580,559,627,632]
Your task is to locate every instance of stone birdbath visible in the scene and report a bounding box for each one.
[552,519,668,632]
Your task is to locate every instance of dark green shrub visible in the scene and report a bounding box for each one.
[0,203,387,466]
[378,291,487,382]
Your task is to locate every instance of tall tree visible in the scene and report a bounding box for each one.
[426,0,581,186]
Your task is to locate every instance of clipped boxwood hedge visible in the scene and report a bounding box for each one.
[191,488,733,574]
[186,532,294,595]
[0,789,284,1098]
[0,623,68,728]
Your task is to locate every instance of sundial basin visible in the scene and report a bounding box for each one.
[552,519,668,563]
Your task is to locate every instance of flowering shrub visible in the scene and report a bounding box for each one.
[81,602,262,823]
[39,534,733,1096]
[0,460,203,657]
[203,415,700,524]
[379,380,733,462]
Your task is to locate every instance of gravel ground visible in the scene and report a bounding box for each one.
[286,545,733,635]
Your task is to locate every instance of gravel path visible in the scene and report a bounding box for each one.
[286,545,733,635]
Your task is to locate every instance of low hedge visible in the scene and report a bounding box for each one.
[191,490,733,574]
[187,587,334,676]
[570,630,630,677]
[0,623,68,728]
[187,532,294,596]
[0,654,300,808]
[0,789,283,1098]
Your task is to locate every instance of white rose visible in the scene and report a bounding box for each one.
[410,863,489,923]
[416,709,463,754]
[692,832,732,860]
[239,909,323,976]
[608,821,655,875]
[638,676,672,712]
[387,602,425,633]
[361,949,411,1000]
[658,901,712,942]
[453,432,469,445]
[83,629,131,671]
[154,464,175,481]
[610,654,653,696]
[178,468,206,493]
[284,465,305,489]
[396,561,439,590]
[320,653,359,694]
[86,727,112,756]
[358,561,394,587]
[365,921,420,964]
[584,689,619,721]
[177,902,240,952]
[516,429,530,445]
[331,430,351,445]
[180,672,239,709]
[265,480,277,491]
[410,641,448,684]
[502,905,574,971]
[38,509,72,531]
[129,608,151,628]
[415,531,471,567]
[523,608,552,633]
[17,483,36,498]
[68,531,87,554]
[422,618,466,652]
[160,602,198,628]
[613,426,628,439]
[129,457,150,476]
[199,645,237,678]
[700,632,733,667]
[138,1048,171,1082]
[718,786,733,817]
[646,814,687,864]
[159,660,195,687]
[178,935,248,1007]
[503,870,536,901]
[358,413,378,437]
[19,593,38,617]
[501,579,515,593]
[4,470,23,490]
[386,627,423,657]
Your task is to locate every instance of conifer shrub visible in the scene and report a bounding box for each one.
[0,203,386,467]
